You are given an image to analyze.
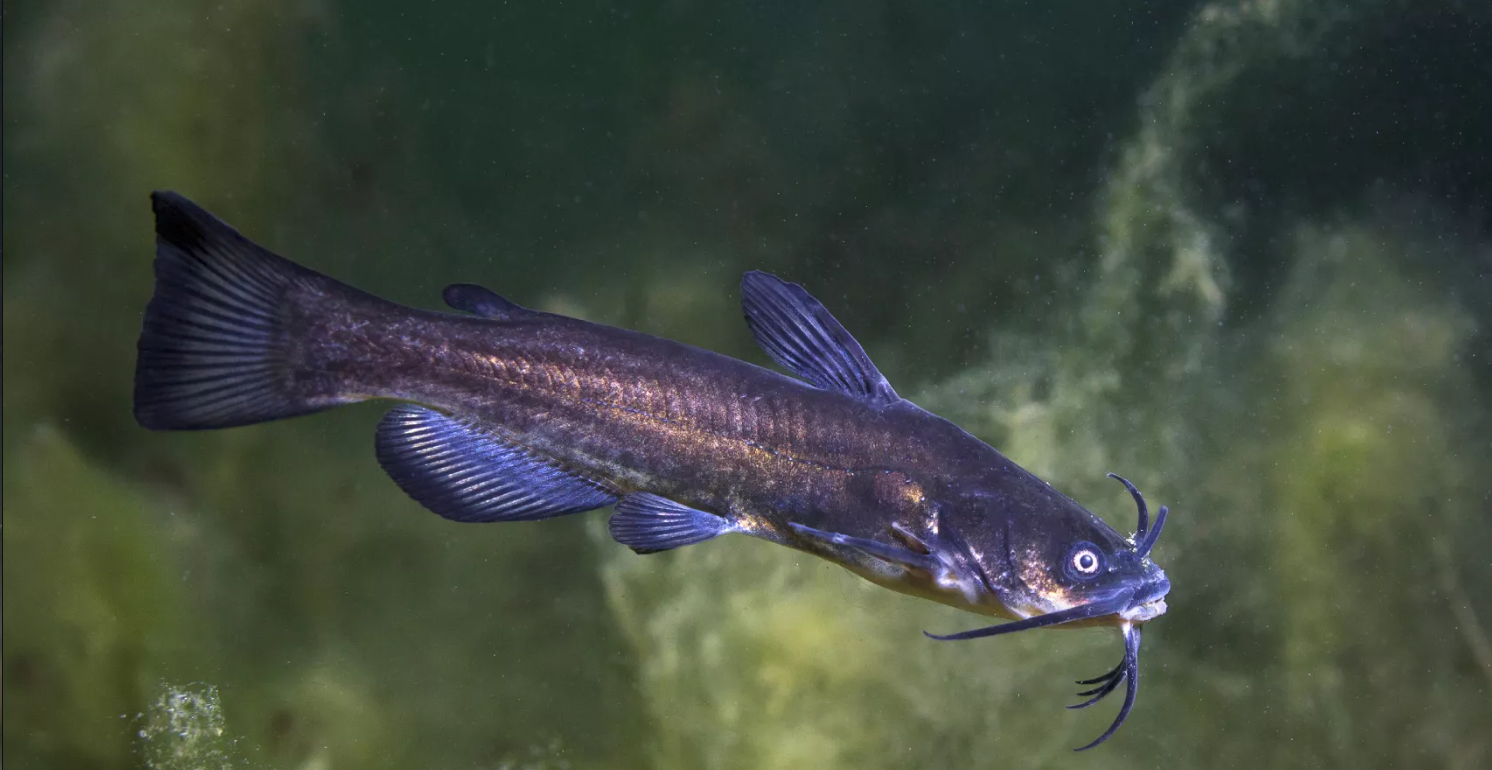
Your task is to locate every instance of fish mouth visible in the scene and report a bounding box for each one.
[1119,574,1171,623]
[1119,597,1168,623]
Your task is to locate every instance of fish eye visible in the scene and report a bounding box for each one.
[1065,542,1104,580]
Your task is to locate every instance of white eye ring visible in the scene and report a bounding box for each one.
[1071,549,1100,575]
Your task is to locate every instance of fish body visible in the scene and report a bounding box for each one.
[135,191,1171,749]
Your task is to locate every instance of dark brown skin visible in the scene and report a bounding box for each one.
[279,273,1163,621]
[134,191,1171,749]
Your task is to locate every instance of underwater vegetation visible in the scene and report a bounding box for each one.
[5,0,1490,768]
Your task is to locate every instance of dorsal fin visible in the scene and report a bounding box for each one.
[740,271,899,404]
[443,283,528,320]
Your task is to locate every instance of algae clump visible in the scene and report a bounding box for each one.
[2,427,189,768]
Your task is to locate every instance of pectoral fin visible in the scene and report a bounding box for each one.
[788,522,940,573]
[609,493,740,554]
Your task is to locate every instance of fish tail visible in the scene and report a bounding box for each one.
[134,191,358,430]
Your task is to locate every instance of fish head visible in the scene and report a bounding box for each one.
[923,473,1173,751]
[1030,535,1169,626]
[937,474,1171,627]
[1005,501,1169,625]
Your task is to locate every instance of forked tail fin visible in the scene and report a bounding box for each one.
[134,191,347,430]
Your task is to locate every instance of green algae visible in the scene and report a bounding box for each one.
[3,2,647,768]
[1260,220,1490,765]
[598,522,1117,770]
[5,0,1491,768]
[2,0,329,462]
[597,193,1492,770]
[595,3,1492,769]
[2,427,189,768]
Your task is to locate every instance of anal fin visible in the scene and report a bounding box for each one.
[609,493,739,554]
[376,405,617,522]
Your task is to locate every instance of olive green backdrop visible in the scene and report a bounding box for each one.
[5,1,1490,768]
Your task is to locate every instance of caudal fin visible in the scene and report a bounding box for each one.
[134,191,337,430]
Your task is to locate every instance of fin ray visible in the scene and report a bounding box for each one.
[740,271,898,404]
[609,493,738,553]
[443,284,529,320]
[134,191,343,430]
[788,522,940,572]
[376,405,618,522]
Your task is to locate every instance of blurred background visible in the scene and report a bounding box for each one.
[4,0,1491,768]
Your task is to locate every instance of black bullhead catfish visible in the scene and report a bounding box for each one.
[134,191,1172,750]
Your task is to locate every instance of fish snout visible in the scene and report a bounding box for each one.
[1119,570,1170,623]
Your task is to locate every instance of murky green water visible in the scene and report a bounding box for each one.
[5,1,1490,768]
